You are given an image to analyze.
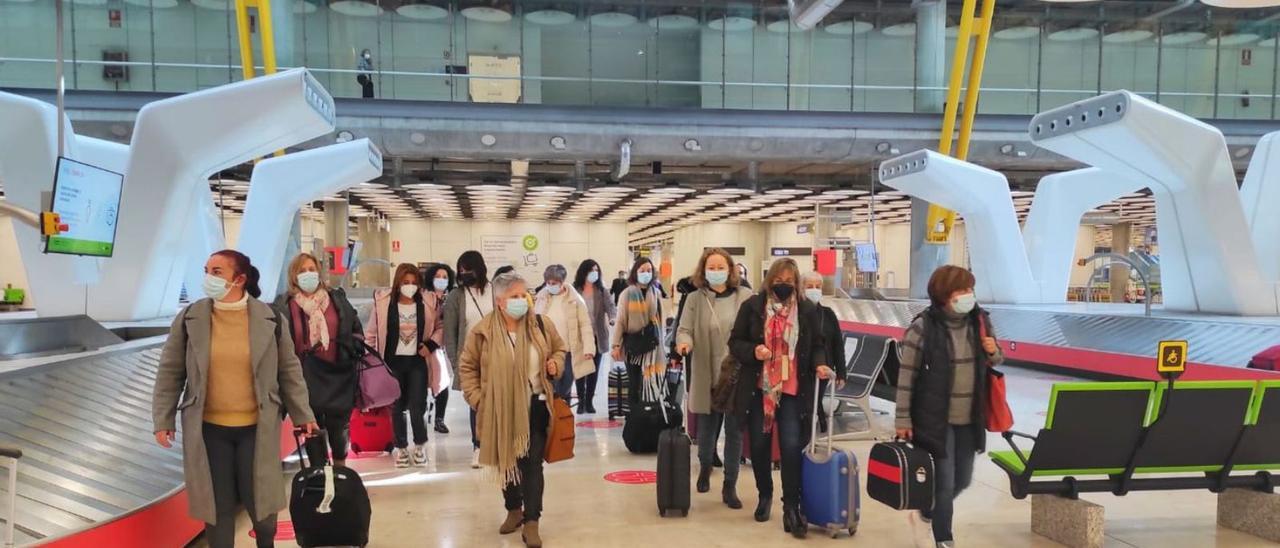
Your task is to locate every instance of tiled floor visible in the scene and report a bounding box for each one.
[219,365,1277,547]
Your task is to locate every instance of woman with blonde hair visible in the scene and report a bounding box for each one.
[459,271,567,548]
[675,248,752,508]
[728,258,834,537]
[272,253,364,467]
[364,263,440,468]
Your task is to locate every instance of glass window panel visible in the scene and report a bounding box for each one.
[980,15,1040,115]
[751,6,790,110]
[1039,8,1101,110]
[192,2,235,90]
[321,3,382,99]
[719,4,759,109]
[0,2,59,89]
[862,23,914,112]
[67,3,155,92]
[808,19,853,112]
[587,3,652,107]
[650,7,702,109]
[1157,17,1215,118]
[536,1,588,106]
[1213,20,1273,120]
[296,3,334,92]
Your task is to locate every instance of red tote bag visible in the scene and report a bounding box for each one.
[980,316,1014,433]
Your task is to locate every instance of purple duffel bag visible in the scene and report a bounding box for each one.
[356,341,401,411]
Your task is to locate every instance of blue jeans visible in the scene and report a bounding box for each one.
[931,425,977,542]
[746,391,807,506]
[696,412,743,485]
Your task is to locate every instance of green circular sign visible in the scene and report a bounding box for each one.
[522,235,539,251]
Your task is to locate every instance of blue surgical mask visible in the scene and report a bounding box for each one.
[203,274,232,301]
[297,272,320,294]
[637,271,653,285]
[804,288,823,302]
[587,271,600,284]
[705,269,729,287]
[433,278,449,292]
[506,297,529,319]
[547,283,562,295]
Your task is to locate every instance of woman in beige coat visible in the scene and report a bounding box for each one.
[460,271,567,548]
[533,264,596,404]
[152,250,317,548]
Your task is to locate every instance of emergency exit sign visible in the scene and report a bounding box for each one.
[392,240,401,253]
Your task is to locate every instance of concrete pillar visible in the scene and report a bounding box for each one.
[908,0,949,299]
[1219,488,1280,542]
[272,212,303,300]
[1110,222,1132,303]
[355,217,391,288]
[1030,495,1105,548]
[323,200,349,288]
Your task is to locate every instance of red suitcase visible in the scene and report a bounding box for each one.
[349,407,395,455]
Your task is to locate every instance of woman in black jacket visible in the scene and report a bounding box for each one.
[728,258,834,539]
[273,252,363,468]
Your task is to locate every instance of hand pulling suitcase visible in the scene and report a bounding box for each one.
[349,407,395,455]
[2,446,20,548]
[800,378,860,538]
[290,430,372,548]
[656,409,692,517]
[608,364,630,421]
[867,440,935,511]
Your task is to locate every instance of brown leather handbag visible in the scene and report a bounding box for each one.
[544,395,576,463]
[709,354,740,413]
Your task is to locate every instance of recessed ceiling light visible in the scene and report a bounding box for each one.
[1207,33,1261,47]
[589,183,636,194]
[1161,31,1208,45]
[765,184,813,196]
[469,182,511,192]
[461,6,512,23]
[397,2,448,20]
[590,11,637,27]
[882,23,916,37]
[708,16,756,32]
[993,26,1040,40]
[650,14,698,30]
[526,9,576,25]
[1048,27,1099,42]
[1103,29,1153,44]
[825,20,873,35]
[328,0,381,17]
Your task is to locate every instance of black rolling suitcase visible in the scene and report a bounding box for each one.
[866,441,935,511]
[290,430,372,548]
[656,415,691,517]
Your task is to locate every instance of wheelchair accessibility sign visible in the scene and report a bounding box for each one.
[1157,340,1188,376]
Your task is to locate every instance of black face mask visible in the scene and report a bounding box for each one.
[770,283,795,301]
[458,272,477,286]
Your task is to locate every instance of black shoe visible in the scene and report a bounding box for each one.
[697,466,712,493]
[783,505,807,538]
[576,404,587,415]
[754,496,772,522]
[434,421,450,434]
[586,403,597,414]
[713,454,724,468]
[722,484,742,509]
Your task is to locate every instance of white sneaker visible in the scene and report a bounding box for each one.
[393,448,410,468]
[471,448,481,469]
[412,444,427,467]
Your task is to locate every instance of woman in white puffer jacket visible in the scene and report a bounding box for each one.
[533,264,596,405]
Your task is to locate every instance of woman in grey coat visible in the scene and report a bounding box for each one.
[442,250,493,468]
[675,247,752,509]
[152,250,317,548]
[571,259,616,414]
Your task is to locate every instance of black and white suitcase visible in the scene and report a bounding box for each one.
[290,430,372,548]
[867,441,935,511]
[608,364,630,421]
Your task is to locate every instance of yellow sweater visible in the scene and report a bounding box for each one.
[204,297,259,427]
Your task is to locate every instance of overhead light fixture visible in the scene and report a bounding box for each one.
[790,0,846,31]
[1161,31,1208,45]
[526,8,576,25]
[480,134,497,147]
[651,182,697,195]
[1048,27,1099,42]
[993,26,1040,40]
[124,0,179,7]
[461,5,512,23]
[549,136,567,150]
[397,1,449,20]
[683,139,702,152]
[336,130,355,142]
[708,16,756,32]
[1235,147,1253,158]
[1207,33,1261,47]
[192,0,233,9]
[1202,0,1280,7]
[649,14,699,30]
[469,179,511,192]
[999,143,1016,155]
[765,183,813,196]
[590,11,637,27]
[824,20,873,35]
[328,0,381,17]
[292,0,321,14]
[1103,29,1153,44]
[767,18,797,33]
[589,182,636,194]
[882,22,916,37]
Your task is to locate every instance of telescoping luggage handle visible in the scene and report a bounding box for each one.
[808,376,837,456]
[1,446,21,548]
[292,430,336,515]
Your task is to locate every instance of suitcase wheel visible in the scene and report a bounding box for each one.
[659,509,666,517]
[848,527,857,536]
[681,509,689,518]
[384,442,394,453]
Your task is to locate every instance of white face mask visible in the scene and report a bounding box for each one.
[400,284,419,299]
[587,271,600,284]
[705,269,729,287]
[297,272,320,294]
[952,293,977,315]
[804,288,823,302]
[433,278,449,292]
[637,271,653,285]
[547,283,562,295]
[203,274,233,301]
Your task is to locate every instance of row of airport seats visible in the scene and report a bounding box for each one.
[991,379,1280,546]
[829,332,901,440]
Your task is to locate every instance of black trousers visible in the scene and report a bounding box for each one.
[575,353,605,410]
[203,423,275,548]
[745,392,808,506]
[502,397,550,521]
[388,354,430,448]
[435,389,449,422]
[357,74,374,98]
[313,409,351,461]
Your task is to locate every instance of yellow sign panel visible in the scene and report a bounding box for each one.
[468,54,522,104]
[924,204,955,244]
[1157,340,1188,374]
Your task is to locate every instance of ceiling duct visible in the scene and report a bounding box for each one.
[788,0,846,31]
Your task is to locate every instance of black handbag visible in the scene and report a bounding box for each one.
[623,291,663,356]
[294,306,356,414]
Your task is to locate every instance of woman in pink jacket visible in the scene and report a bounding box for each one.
[363,263,444,468]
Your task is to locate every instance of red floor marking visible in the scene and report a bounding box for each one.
[604,470,657,484]
[249,521,296,540]
[577,419,622,429]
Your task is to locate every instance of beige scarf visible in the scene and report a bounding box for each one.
[294,289,332,351]
[478,311,536,487]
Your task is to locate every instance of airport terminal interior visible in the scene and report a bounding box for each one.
[6,0,1280,547]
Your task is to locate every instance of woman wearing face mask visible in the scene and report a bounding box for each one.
[272,253,364,468]
[727,258,833,538]
[610,258,668,408]
[444,250,493,468]
[459,271,567,548]
[364,263,436,468]
[895,265,1002,548]
[153,250,318,548]
[571,259,616,414]
[736,264,752,290]
[356,48,374,98]
[534,264,596,404]
[425,264,456,434]
[674,248,752,509]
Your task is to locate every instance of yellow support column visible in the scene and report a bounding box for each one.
[234,0,284,157]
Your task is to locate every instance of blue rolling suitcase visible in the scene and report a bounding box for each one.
[801,378,860,538]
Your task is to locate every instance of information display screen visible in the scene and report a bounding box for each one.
[44,157,124,257]
[854,243,879,273]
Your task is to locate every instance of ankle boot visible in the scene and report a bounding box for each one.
[722,483,742,509]
[783,504,807,538]
[696,466,712,493]
[754,496,772,522]
[522,521,542,547]
[500,509,524,535]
